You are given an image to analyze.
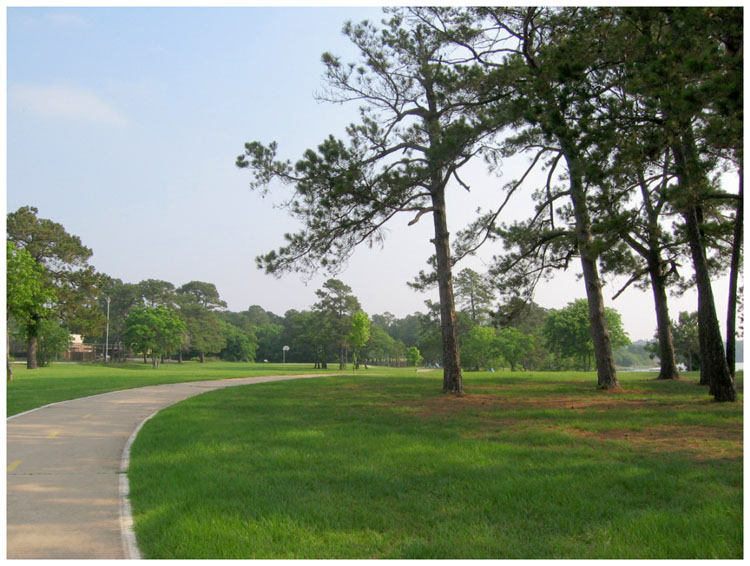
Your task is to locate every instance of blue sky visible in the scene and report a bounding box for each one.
[5,5,734,342]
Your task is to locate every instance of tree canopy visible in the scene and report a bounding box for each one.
[124,307,187,369]
[7,206,103,368]
[544,299,630,371]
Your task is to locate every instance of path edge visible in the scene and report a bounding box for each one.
[114,373,331,559]
[119,410,161,560]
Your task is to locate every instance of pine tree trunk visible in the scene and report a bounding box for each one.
[565,155,619,389]
[726,166,742,378]
[648,265,680,380]
[672,132,736,401]
[430,190,463,395]
[683,205,736,401]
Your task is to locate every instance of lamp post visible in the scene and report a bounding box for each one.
[282,345,289,363]
[104,297,111,363]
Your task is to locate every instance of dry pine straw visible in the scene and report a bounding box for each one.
[396,384,742,462]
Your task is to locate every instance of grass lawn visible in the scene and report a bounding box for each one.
[6,361,339,416]
[128,369,743,559]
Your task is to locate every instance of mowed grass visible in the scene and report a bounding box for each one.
[128,370,743,559]
[6,361,338,416]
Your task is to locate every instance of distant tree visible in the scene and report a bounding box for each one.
[494,298,553,370]
[255,323,284,362]
[6,241,55,379]
[387,314,422,349]
[220,306,283,362]
[177,281,227,363]
[391,340,407,367]
[349,311,371,370]
[367,324,397,366]
[544,300,630,371]
[242,305,273,327]
[34,319,72,367]
[136,279,177,309]
[7,206,103,368]
[124,307,186,369]
[313,279,361,369]
[405,346,424,371]
[495,326,534,371]
[371,312,396,334]
[178,302,226,363]
[220,323,258,362]
[671,311,701,372]
[176,281,227,311]
[453,268,496,325]
[283,309,332,368]
[461,326,500,371]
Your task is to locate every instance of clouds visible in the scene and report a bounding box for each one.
[9,9,88,30]
[8,83,128,127]
[43,12,88,27]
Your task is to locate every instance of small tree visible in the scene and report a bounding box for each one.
[35,319,72,367]
[672,311,701,372]
[349,311,371,370]
[124,307,186,369]
[406,346,424,371]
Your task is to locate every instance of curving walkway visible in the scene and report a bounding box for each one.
[6,374,327,559]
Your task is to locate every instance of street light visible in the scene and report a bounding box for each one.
[104,297,111,363]
[282,345,289,363]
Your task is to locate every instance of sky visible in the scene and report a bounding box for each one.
[4,4,738,343]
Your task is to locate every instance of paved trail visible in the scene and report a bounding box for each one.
[6,374,326,559]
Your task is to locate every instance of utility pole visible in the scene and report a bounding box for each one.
[104,297,111,363]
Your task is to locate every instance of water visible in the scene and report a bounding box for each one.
[620,362,743,373]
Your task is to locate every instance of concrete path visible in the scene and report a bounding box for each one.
[7,374,327,559]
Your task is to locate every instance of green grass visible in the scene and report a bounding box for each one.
[128,369,743,559]
[6,361,339,416]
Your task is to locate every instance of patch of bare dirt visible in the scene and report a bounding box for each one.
[407,390,655,417]
[569,425,743,461]
[405,389,742,461]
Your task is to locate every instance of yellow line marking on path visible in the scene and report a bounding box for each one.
[7,461,22,472]
[47,431,60,439]
[83,414,93,419]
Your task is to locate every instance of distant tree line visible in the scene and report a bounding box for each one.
[5,210,697,379]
